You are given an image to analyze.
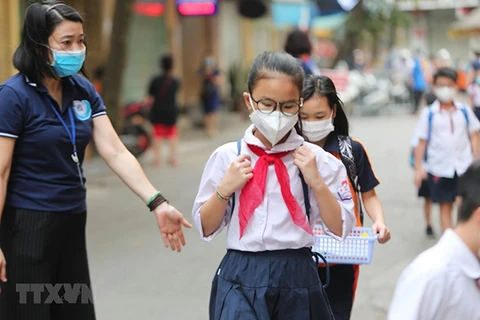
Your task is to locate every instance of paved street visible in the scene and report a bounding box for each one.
[84,111,440,320]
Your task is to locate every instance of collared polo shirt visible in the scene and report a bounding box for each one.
[0,73,107,213]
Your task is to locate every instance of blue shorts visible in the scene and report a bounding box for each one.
[427,173,458,204]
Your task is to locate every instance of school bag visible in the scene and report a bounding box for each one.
[337,135,365,225]
[409,104,471,168]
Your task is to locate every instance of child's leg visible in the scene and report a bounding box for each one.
[167,126,178,166]
[151,125,163,167]
[428,174,457,232]
[424,198,432,227]
[152,138,163,167]
[439,202,453,231]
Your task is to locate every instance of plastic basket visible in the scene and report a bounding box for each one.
[312,226,378,265]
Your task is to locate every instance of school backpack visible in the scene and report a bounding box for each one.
[409,104,471,168]
[337,135,364,225]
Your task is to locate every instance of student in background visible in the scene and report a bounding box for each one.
[147,55,181,167]
[467,69,480,121]
[297,75,391,320]
[414,67,480,233]
[199,57,221,138]
[284,29,321,76]
[389,160,480,320]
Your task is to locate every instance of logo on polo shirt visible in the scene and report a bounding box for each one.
[73,100,92,121]
[337,180,353,201]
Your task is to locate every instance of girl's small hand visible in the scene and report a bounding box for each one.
[293,146,322,187]
[219,154,253,196]
[372,222,391,244]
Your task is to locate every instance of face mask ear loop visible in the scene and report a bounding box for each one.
[249,94,256,111]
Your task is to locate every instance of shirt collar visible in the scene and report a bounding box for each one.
[430,100,464,113]
[243,124,304,153]
[24,75,75,105]
[323,132,339,154]
[439,229,480,280]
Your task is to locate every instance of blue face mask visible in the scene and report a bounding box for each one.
[50,48,86,77]
[476,77,480,85]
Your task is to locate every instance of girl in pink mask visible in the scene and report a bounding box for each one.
[192,52,356,320]
[296,75,391,320]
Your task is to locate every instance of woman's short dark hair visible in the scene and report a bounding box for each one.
[296,75,350,136]
[433,67,458,84]
[458,160,480,223]
[247,51,304,94]
[13,1,85,84]
[160,55,173,72]
[284,29,312,58]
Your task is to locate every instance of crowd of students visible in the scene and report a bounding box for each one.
[0,3,478,319]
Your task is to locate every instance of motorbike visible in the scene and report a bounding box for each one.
[119,100,152,158]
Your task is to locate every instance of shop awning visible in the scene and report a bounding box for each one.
[311,12,348,38]
[449,7,480,38]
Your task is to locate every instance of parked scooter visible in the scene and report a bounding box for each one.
[119,100,152,158]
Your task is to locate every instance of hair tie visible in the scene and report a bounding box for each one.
[46,3,64,13]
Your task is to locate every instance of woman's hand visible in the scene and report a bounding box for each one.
[0,248,6,294]
[293,146,322,188]
[372,221,391,244]
[218,154,253,196]
[154,203,192,252]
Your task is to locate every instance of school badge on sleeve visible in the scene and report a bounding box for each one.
[337,180,353,201]
[72,100,92,121]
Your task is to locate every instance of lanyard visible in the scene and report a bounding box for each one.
[48,99,84,187]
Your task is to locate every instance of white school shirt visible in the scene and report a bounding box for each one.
[467,83,480,107]
[388,229,480,320]
[192,125,356,251]
[416,100,480,178]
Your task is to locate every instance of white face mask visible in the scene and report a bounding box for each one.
[434,86,456,103]
[249,96,298,146]
[301,116,335,142]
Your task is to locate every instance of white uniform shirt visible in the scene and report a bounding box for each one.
[388,229,480,320]
[192,125,356,251]
[416,101,480,178]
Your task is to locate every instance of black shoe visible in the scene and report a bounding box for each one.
[426,226,434,237]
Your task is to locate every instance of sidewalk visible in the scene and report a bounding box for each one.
[83,110,249,181]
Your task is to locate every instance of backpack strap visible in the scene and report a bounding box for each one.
[230,139,311,221]
[337,135,364,225]
[337,135,360,192]
[299,172,311,221]
[229,140,242,215]
[461,105,470,127]
[427,105,434,143]
[424,105,434,163]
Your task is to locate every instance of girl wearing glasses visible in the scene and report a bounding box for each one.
[192,51,355,319]
[297,75,391,320]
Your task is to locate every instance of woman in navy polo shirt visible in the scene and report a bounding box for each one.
[0,2,191,319]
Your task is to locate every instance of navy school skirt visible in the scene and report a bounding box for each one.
[209,248,335,320]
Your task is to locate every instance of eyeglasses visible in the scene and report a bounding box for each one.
[250,95,303,116]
